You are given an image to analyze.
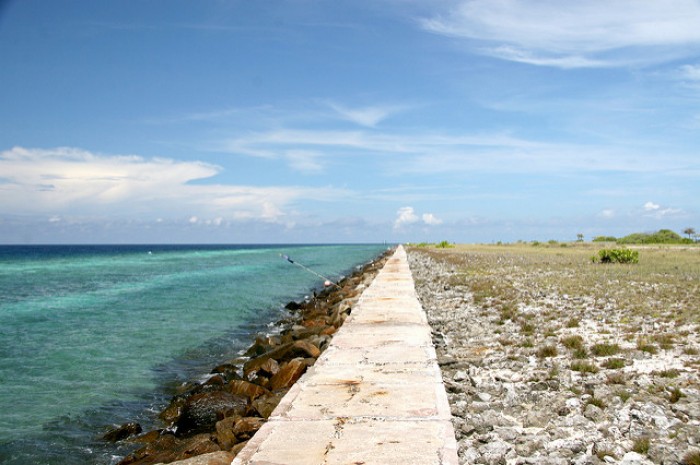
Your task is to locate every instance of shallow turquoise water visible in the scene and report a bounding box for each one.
[0,244,387,464]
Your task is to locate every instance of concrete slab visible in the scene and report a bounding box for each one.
[231,246,458,465]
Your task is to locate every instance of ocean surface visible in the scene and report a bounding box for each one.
[0,243,388,464]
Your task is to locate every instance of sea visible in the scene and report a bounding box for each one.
[0,243,389,464]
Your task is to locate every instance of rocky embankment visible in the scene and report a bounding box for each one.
[104,250,392,465]
[408,250,700,465]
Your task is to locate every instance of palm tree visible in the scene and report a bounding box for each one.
[683,227,696,240]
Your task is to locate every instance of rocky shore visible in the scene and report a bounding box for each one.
[104,249,392,465]
[408,248,700,465]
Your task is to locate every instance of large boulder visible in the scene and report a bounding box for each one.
[103,422,142,442]
[118,433,221,465]
[269,358,307,391]
[174,391,248,437]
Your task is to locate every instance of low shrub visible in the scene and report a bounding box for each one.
[561,335,584,350]
[571,360,599,373]
[591,343,621,356]
[603,358,626,369]
[682,450,700,465]
[632,437,651,455]
[593,248,639,264]
[669,387,684,403]
[537,345,558,358]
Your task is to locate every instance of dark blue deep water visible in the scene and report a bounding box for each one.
[0,244,387,464]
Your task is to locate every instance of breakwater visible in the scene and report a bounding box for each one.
[111,248,394,464]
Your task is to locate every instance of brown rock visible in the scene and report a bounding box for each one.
[243,342,294,376]
[165,451,235,465]
[258,358,279,376]
[103,422,142,442]
[252,391,285,418]
[268,358,307,391]
[210,363,242,381]
[232,417,265,441]
[215,416,239,450]
[128,429,162,444]
[160,395,188,425]
[231,440,248,456]
[226,379,270,400]
[174,391,247,437]
[292,339,321,358]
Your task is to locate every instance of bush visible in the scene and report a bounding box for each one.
[593,248,639,264]
[435,240,453,249]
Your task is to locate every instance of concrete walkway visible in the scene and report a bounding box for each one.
[231,245,458,465]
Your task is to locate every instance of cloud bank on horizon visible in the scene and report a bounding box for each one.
[0,0,698,243]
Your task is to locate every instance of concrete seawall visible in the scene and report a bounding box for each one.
[180,245,458,465]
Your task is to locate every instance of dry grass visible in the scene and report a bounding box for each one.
[418,243,700,327]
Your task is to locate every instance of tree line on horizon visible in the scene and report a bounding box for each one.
[593,228,698,245]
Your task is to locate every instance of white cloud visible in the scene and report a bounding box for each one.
[422,213,443,225]
[0,146,348,223]
[394,206,419,229]
[420,0,700,68]
[641,201,683,219]
[600,209,615,219]
[393,206,443,229]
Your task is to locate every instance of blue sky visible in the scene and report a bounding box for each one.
[1,0,699,244]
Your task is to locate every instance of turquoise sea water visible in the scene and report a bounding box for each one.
[0,244,387,464]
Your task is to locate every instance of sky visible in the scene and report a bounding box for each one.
[1,0,699,244]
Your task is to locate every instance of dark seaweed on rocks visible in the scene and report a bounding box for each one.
[109,249,392,465]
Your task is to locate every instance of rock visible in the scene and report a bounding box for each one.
[174,391,248,437]
[231,416,265,441]
[214,416,238,450]
[103,422,142,442]
[478,438,514,464]
[268,358,307,391]
[252,391,285,418]
[584,403,604,421]
[117,433,221,464]
[166,451,235,465]
[226,380,270,400]
[210,363,242,381]
[619,451,654,465]
[243,340,319,376]
[285,300,303,311]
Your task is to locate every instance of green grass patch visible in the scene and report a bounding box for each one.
[571,360,599,373]
[591,343,621,356]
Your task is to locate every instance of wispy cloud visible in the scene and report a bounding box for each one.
[420,0,700,68]
[642,201,683,218]
[220,126,695,176]
[324,101,407,127]
[0,146,348,222]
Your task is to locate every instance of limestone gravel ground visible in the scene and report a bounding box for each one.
[407,246,700,465]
